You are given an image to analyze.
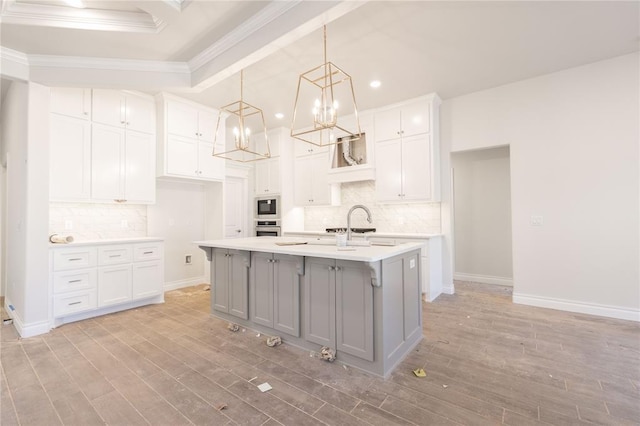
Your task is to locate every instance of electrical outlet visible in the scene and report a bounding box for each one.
[64,220,73,230]
[530,215,544,226]
[185,254,192,265]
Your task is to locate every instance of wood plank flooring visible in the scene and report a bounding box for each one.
[1,281,638,425]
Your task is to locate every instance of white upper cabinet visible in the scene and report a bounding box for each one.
[293,152,339,206]
[374,94,440,202]
[92,89,155,134]
[91,124,155,204]
[50,114,91,201]
[255,158,280,195]
[166,100,217,143]
[374,99,430,142]
[156,93,225,181]
[50,88,91,120]
[49,88,156,204]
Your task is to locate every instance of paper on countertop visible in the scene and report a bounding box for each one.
[257,382,272,392]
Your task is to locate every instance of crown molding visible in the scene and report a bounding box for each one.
[28,54,190,74]
[0,0,165,33]
[188,0,302,72]
[0,46,29,66]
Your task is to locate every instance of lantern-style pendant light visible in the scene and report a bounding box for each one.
[213,69,270,162]
[290,25,361,147]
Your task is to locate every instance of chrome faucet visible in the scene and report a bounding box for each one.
[347,205,372,241]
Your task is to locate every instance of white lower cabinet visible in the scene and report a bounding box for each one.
[50,240,164,324]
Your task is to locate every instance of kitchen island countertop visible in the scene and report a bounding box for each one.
[195,236,425,262]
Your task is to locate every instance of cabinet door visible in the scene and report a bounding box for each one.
[124,130,156,203]
[50,114,92,201]
[310,153,330,205]
[403,252,421,342]
[374,108,401,142]
[92,89,125,128]
[98,264,132,307]
[293,156,314,205]
[50,88,91,120]
[228,250,249,319]
[167,101,198,138]
[273,254,302,337]
[132,260,162,300]
[335,260,374,361]
[91,123,125,201]
[402,134,431,200]
[198,142,225,181]
[374,139,402,202]
[250,252,273,328]
[254,160,270,194]
[166,134,198,178]
[267,158,280,194]
[125,94,155,134]
[198,109,218,143]
[401,100,430,137]
[212,249,229,314]
[304,257,335,347]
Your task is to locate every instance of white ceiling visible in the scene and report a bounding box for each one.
[1,1,638,129]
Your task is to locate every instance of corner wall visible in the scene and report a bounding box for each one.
[441,53,640,320]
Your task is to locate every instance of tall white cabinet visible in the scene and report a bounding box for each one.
[374,94,441,202]
[49,88,157,204]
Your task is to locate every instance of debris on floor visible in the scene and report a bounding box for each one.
[257,382,272,392]
[266,336,282,347]
[215,403,227,411]
[227,323,239,332]
[203,285,211,291]
[442,384,449,388]
[412,368,426,377]
[320,346,336,362]
[248,376,258,383]
[437,339,449,344]
[256,333,261,337]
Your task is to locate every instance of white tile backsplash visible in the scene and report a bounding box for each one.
[304,181,441,233]
[49,203,147,241]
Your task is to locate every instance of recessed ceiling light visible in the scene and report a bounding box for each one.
[370,80,381,89]
[275,113,284,119]
[63,0,86,8]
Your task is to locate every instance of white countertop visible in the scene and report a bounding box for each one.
[49,237,164,248]
[195,237,425,262]
[282,230,442,240]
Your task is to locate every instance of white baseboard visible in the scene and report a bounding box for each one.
[442,283,455,295]
[4,299,50,338]
[454,272,513,286]
[513,292,640,322]
[164,276,208,292]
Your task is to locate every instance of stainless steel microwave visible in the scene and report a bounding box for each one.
[255,195,280,219]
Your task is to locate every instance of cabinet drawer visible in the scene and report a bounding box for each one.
[53,247,97,271]
[98,245,132,265]
[53,268,97,293]
[53,289,97,317]
[133,242,162,262]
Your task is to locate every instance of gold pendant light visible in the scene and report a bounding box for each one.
[290,25,361,147]
[213,69,270,162]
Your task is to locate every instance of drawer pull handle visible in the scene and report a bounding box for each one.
[109,255,121,258]
[68,258,82,261]
[68,279,82,283]
[143,251,153,255]
[68,301,82,306]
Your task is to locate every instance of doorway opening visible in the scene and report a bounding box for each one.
[451,146,513,287]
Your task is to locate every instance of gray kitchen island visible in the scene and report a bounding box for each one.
[196,236,425,378]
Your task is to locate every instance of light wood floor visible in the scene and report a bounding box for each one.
[1,282,639,425]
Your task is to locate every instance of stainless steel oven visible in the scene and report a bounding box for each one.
[255,221,281,237]
[255,195,280,220]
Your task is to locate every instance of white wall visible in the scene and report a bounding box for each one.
[452,147,512,284]
[2,81,51,336]
[147,180,208,290]
[441,53,639,320]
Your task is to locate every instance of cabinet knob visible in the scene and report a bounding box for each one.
[328,266,335,271]
[236,229,241,233]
